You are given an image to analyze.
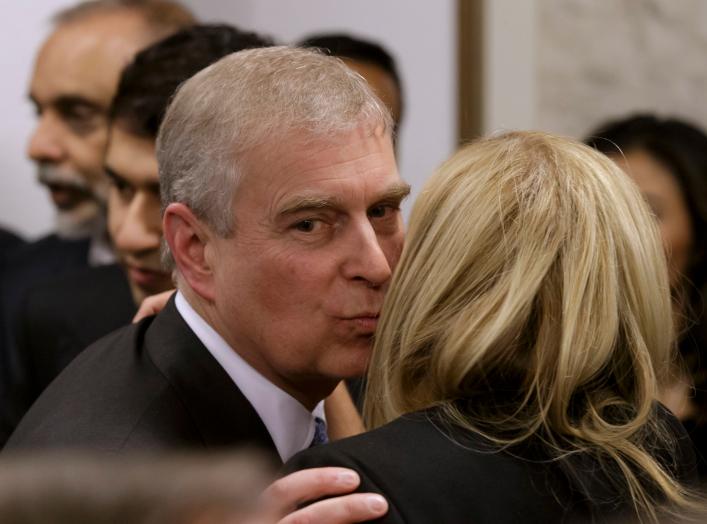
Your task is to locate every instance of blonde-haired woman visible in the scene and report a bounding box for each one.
[286,131,698,523]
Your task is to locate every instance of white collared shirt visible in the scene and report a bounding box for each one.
[175,291,325,462]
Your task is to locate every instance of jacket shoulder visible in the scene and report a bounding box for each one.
[285,412,573,524]
[5,318,198,452]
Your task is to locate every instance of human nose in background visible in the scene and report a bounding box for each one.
[112,191,162,256]
[27,112,66,165]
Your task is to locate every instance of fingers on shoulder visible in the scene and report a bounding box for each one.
[264,467,360,509]
[278,492,388,524]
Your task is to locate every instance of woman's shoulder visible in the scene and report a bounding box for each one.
[283,409,573,523]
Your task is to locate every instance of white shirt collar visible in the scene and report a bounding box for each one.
[175,291,325,462]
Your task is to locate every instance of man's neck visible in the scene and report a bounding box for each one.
[177,287,336,411]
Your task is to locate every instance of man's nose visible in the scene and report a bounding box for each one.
[112,194,162,254]
[340,221,393,287]
[27,113,64,164]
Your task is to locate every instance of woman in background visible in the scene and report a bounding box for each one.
[287,131,699,523]
[587,115,707,479]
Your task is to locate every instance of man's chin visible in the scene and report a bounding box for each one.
[331,345,371,380]
[54,200,104,240]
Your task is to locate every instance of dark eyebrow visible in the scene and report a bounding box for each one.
[55,95,103,112]
[28,93,103,112]
[104,165,127,186]
[104,165,160,195]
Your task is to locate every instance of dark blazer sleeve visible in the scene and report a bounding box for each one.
[0,265,136,446]
[283,445,405,524]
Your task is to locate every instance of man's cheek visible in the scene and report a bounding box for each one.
[384,236,405,271]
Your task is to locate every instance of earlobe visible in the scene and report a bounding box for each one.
[163,203,216,301]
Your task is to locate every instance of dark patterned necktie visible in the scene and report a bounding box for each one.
[310,416,328,447]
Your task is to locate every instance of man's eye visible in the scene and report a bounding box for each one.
[369,205,387,218]
[59,106,102,135]
[110,178,134,201]
[294,219,316,232]
[369,204,397,219]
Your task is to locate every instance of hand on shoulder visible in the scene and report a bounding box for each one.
[253,467,388,524]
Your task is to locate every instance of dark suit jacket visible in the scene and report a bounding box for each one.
[285,406,697,524]
[0,264,136,445]
[5,296,277,455]
[0,227,24,260]
[1,234,90,384]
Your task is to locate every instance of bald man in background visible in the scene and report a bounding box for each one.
[0,0,195,444]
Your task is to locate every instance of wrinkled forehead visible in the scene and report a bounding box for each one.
[247,123,394,176]
[31,15,149,106]
[235,124,402,211]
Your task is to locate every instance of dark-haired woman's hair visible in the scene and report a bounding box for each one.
[586,114,707,428]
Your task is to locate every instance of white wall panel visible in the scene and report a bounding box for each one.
[0,1,457,237]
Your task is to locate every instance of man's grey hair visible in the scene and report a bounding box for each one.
[157,45,393,247]
[53,0,195,37]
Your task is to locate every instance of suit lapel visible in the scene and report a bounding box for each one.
[144,296,277,455]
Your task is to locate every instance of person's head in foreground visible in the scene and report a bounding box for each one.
[0,451,273,524]
[105,23,273,304]
[158,46,409,411]
[27,0,194,238]
[586,115,707,434]
[288,131,702,523]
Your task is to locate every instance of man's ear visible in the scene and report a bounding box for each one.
[163,203,216,302]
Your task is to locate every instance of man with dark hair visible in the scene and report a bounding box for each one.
[0,0,195,441]
[106,24,274,305]
[1,24,272,444]
[300,33,404,134]
[9,0,194,269]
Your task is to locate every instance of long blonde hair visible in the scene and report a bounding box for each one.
[365,131,692,519]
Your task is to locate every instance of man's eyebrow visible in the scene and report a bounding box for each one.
[277,182,412,218]
[104,165,127,185]
[277,196,340,218]
[28,93,103,111]
[372,182,412,205]
[54,95,103,112]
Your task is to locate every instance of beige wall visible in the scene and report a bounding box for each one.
[537,0,707,138]
[0,1,63,238]
[478,0,707,140]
